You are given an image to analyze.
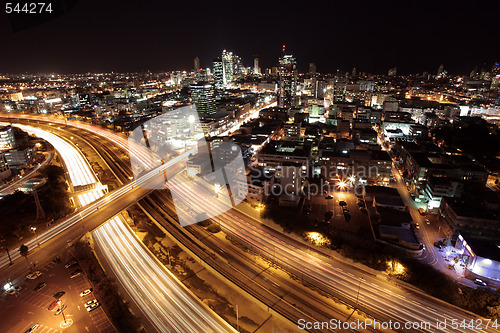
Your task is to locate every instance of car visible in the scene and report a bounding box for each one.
[357,199,365,206]
[360,207,367,214]
[418,208,426,216]
[24,324,39,333]
[54,304,67,315]
[415,223,420,229]
[53,291,66,299]
[34,282,46,292]
[425,219,430,225]
[475,279,487,287]
[339,200,347,206]
[85,299,100,312]
[70,269,82,278]
[434,242,442,249]
[80,288,93,297]
[48,300,59,310]
[324,210,333,221]
[6,288,16,295]
[325,195,333,199]
[343,212,351,221]
[26,271,41,280]
[52,257,61,264]
[342,207,349,213]
[64,260,77,268]
[66,263,79,270]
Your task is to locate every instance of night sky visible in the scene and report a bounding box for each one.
[0,0,499,75]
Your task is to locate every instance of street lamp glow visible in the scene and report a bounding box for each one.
[338,181,346,189]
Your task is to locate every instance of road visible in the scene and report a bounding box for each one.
[93,216,236,333]
[0,151,52,195]
[2,114,499,332]
[0,124,233,332]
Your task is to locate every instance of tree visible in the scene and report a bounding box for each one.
[19,244,29,267]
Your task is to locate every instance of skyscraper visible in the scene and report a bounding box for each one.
[278,47,298,108]
[253,57,260,75]
[194,57,200,72]
[212,58,224,89]
[190,82,216,114]
[222,50,234,85]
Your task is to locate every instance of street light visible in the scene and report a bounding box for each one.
[31,227,40,247]
[356,277,364,308]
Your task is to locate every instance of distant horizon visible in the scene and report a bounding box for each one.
[1,0,499,75]
[0,60,498,77]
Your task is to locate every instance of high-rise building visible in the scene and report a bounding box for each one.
[194,57,200,72]
[222,50,234,85]
[190,82,217,115]
[0,126,16,151]
[212,58,224,89]
[309,63,316,75]
[278,47,298,108]
[388,67,397,76]
[253,57,260,75]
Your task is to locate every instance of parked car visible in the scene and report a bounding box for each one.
[24,324,39,333]
[48,300,58,310]
[70,269,82,278]
[34,282,46,292]
[26,271,41,280]
[357,199,365,206]
[80,288,93,297]
[324,210,333,221]
[343,212,351,221]
[474,279,487,287]
[434,242,442,249]
[425,219,430,225]
[325,195,333,200]
[53,291,65,299]
[339,200,347,206]
[64,260,77,268]
[52,257,61,264]
[85,299,100,312]
[360,207,367,214]
[418,208,426,216]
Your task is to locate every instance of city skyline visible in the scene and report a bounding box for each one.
[1,0,499,74]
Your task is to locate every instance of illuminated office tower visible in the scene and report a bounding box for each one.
[194,57,200,72]
[190,82,217,115]
[222,50,234,85]
[253,57,261,75]
[278,46,298,108]
[212,58,224,89]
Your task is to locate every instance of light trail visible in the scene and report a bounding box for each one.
[93,217,236,333]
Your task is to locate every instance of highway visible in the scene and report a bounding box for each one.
[93,216,236,333]
[0,122,106,207]
[0,123,233,333]
[2,114,499,332]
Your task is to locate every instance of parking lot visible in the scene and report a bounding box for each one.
[1,256,116,333]
[306,186,373,239]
